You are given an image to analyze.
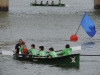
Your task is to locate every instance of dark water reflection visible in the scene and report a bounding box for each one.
[82,42,95,50]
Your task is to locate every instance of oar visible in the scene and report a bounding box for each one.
[1,50,14,55]
[1,46,81,56]
[54,46,81,52]
[80,54,100,56]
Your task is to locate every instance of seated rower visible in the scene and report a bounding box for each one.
[47,47,57,58]
[34,0,37,4]
[28,44,37,57]
[37,46,46,58]
[40,1,43,5]
[46,1,49,5]
[19,42,28,57]
[51,1,54,5]
[58,0,61,5]
[58,44,72,56]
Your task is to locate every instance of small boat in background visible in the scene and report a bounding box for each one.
[30,3,65,7]
[13,53,80,69]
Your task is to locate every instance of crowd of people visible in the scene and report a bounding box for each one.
[14,39,72,58]
[34,0,61,5]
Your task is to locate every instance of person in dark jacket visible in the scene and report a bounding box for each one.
[14,39,23,54]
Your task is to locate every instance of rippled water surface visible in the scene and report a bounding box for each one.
[0,0,100,75]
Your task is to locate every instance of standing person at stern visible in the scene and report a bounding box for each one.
[14,39,23,54]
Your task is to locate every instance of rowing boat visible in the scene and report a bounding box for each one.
[30,3,65,7]
[1,46,81,68]
[13,54,80,69]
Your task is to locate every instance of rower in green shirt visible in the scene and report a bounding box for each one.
[28,44,37,57]
[19,42,28,54]
[37,46,46,57]
[19,42,28,57]
[58,0,61,5]
[58,44,72,56]
[47,47,57,58]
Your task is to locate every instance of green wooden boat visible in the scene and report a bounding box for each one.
[30,3,65,7]
[13,54,80,69]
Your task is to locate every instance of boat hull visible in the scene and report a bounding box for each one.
[30,3,65,7]
[13,54,80,69]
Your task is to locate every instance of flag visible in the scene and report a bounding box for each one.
[80,13,96,37]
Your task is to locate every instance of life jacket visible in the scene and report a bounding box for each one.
[50,51,57,58]
[23,47,28,55]
[39,51,46,56]
[28,49,37,55]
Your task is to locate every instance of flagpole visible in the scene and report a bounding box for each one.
[75,25,80,35]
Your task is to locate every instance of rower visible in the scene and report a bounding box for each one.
[19,42,28,57]
[47,47,57,58]
[37,46,46,57]
[40,1,43,5]
[46,1,49,5]
[58,0,61,5]
[28,44,37,57]
[58,44,72,56]
[14,39,23,54]
[34,0,37,4]
[51,1,54,5]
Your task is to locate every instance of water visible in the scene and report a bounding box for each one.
[0,0,100,75]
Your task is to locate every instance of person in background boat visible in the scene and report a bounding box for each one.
[46,1,49,5]
[47,47,57,58]
[28,44,37,57]
[34,0,37,4]
[58,0,61,5]
[58,44,72,56]
[51,1,54,5]
[19,42,28,57]
[14,39,23,54]
[37,46,46,57]
[40,1,43,5]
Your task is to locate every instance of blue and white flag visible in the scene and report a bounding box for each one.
[80,13,96,37]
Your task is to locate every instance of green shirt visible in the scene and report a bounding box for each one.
[58,0,61,4]
[48,51,57,58]
[58,48,72,56]
[19,45,27,53]
[19,46,24,53]
[37,50,46,56]
[28,48,37,56]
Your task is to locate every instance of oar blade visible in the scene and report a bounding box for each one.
[2,50,14,55]
[71,46,81,51]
